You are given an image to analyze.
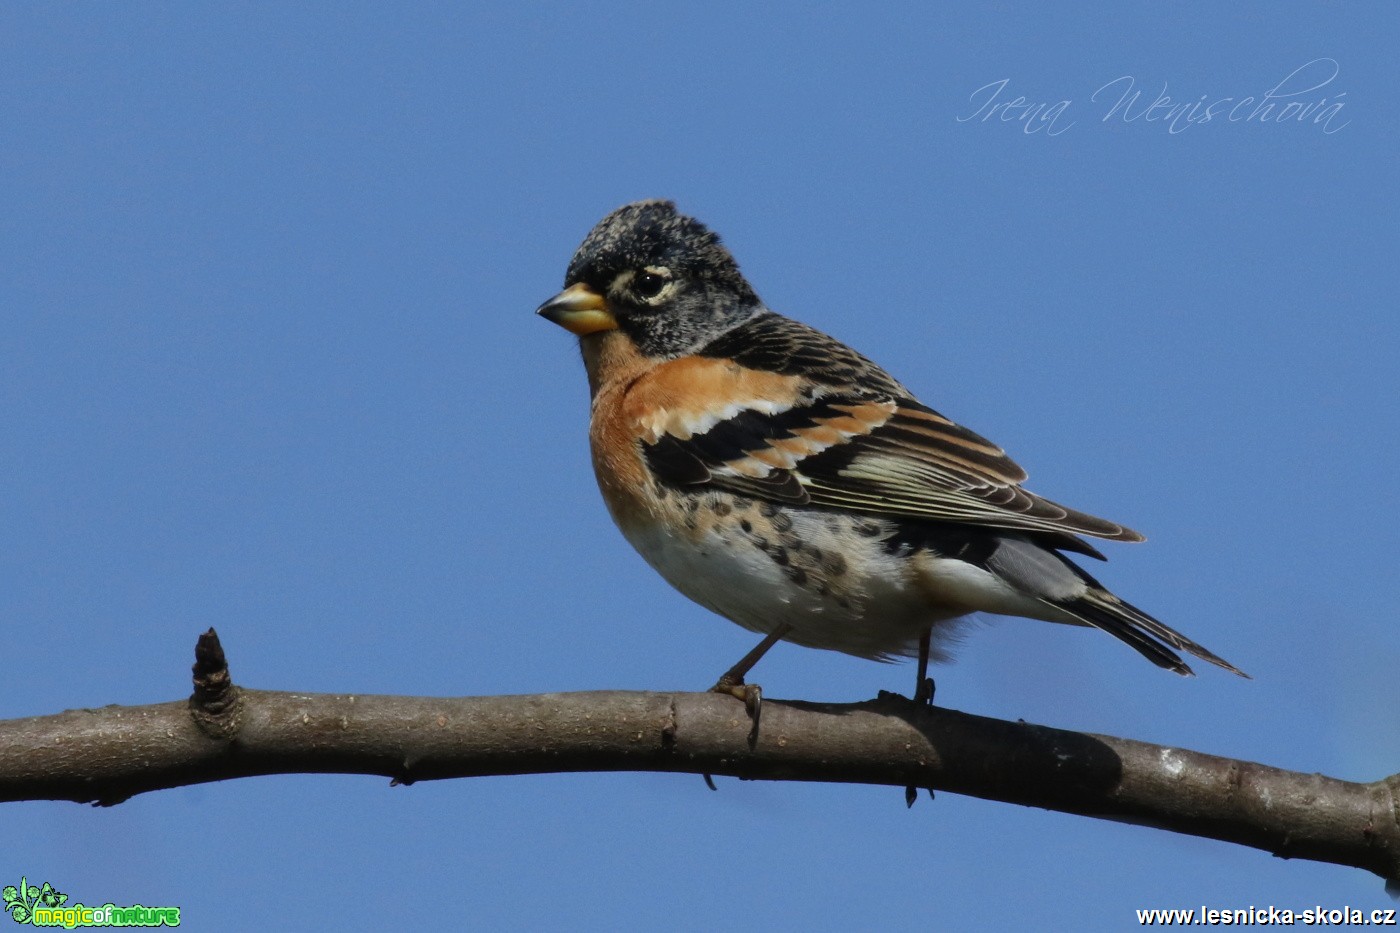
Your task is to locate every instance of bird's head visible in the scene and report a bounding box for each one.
[536,200,762,358]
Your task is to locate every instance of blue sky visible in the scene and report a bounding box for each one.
[3,3,1397,929]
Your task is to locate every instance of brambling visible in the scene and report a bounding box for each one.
[537,200,1244,712]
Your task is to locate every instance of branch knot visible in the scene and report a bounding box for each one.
[188,628,243,740]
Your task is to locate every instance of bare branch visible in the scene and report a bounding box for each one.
[0,630,1396,886]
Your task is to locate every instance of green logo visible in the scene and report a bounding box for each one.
[3,880,65,925]
[3,879,179,928]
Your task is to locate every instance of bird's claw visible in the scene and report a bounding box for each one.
[904,785,935,807]
[711,676,763,740]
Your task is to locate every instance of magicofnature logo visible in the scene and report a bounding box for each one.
[3,878,179,928]
[3,880,65,925]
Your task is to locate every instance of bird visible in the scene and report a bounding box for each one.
[536,199,1245,715]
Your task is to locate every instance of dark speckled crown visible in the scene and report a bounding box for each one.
[563,201,764,358]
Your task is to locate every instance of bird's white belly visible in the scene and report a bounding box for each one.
[617,510,966,661]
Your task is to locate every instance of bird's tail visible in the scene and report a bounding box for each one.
[1045,590,1249,678]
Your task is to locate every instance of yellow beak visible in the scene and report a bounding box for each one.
[535,283,618,336]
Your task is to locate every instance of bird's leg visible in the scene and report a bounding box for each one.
[700,625,793,787]
[711,624,792,729]
[905,628,937,807]
[912,628,936,706]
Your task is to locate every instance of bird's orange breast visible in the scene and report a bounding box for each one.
[580,333,807,532]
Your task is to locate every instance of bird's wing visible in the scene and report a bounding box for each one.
[637,313,1142,544]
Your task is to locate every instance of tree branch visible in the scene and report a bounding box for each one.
[2,630,1397,887]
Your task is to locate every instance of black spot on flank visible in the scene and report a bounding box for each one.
[769,548,789,566]
[824,552,848,577]
[873,518,1106,571]
[713,500,732,517]
[853,520,883,537]
[758,501,778,518]
[739,519,753,533]
[785,567,808,586]
[880,521,992,561]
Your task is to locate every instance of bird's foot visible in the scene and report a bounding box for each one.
[711,674,763,741]
[904,786,936,808]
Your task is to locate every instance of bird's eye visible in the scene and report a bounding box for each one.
[634,270,668,299]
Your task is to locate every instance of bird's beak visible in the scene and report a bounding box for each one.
[535,283,617,336]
